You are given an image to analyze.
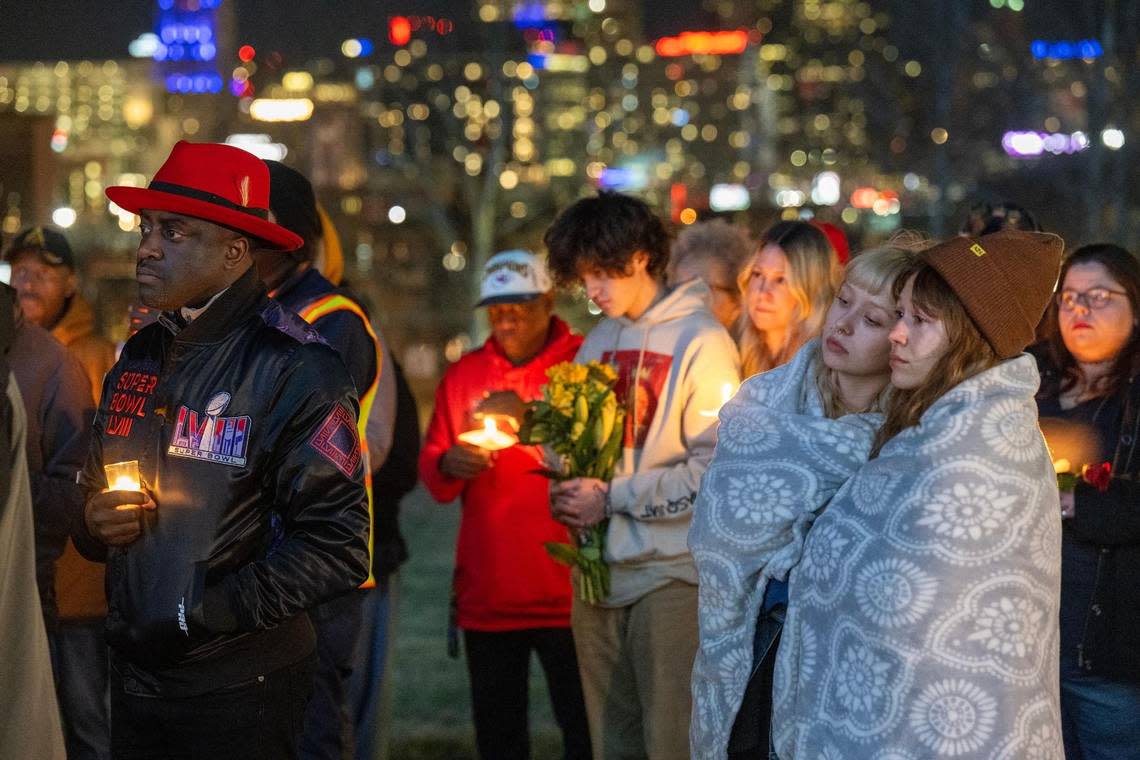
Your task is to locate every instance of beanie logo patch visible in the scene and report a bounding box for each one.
[970,243,987,257]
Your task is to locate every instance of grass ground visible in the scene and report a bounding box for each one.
[388,486,565,758]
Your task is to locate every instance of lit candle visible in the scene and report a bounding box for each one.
[104,460,143,509]
[458,416,518,451]
[700,382,737,418]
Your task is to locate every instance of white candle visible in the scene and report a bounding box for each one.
[458,417,518,451]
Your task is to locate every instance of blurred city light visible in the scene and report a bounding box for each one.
[655,30,750,57]
[1102,128,1125,150]
[388,16,412,45]
[1031,39,1104,60]
[128,33,161,58]
[1002,130,1090,157]
[249,98,314,122]
[281,71,314,91]
[598,167,648,191]
[341,39,364,58]
[388,205,407,224]
[811,172,842,206]
[224,133,288,160]
[52,207,77,228]
[709,184,750,212]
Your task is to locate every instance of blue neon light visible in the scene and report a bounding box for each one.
[156,0,223,93]
[1031,39,1103,60]
[527,53,547,70]
[512,1,550,28]
[166,73,223,94]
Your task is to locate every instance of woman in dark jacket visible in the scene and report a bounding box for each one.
[1036,243,1140,759]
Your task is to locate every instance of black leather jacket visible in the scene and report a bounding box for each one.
[1039,356,1140,680]
[76,268,369,695]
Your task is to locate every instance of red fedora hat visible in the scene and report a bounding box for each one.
[106,141,303,251]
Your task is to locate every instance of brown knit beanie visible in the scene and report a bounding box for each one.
[923,230,1064,358]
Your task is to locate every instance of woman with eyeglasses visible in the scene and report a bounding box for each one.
[737,222,841,379]
[1036,243,1140,759]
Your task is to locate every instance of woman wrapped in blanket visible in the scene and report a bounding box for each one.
[690,240,922,760]
[773,231,1066,759]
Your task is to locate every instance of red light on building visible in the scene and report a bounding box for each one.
[389,16,412,46]
[238,44,256,62]
[655,30,749,57]
[850,187,879,209]
[670,183,689,223]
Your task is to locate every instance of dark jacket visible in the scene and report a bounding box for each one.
[8,316,93,631]
[1038,356,1140,680]
[272,267,410,578]
[75,268,369,696]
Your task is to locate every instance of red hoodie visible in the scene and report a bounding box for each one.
[419,317,583,631]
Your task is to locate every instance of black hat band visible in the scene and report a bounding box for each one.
[147,181,270,220]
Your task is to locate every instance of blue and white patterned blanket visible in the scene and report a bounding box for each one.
[689,340,880,759]
[773,354,1063,759]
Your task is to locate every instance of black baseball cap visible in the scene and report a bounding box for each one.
[5,226,75,268]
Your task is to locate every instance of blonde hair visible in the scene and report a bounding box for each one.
[738,221,841,377]
[813,235,928,418]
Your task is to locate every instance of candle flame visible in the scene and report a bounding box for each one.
[112,475,141,491]
[458,415,518,451]
[701,382,738,417]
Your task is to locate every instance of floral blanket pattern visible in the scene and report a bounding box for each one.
[773,355,1063,759]
[689,340,880,759]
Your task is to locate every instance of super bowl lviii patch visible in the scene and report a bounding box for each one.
[309,405,361,477]
[168,391,251,467]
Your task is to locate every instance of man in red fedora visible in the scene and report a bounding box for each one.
[73,141,370,759]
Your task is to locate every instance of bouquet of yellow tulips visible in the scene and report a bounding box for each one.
[519,360,625,604]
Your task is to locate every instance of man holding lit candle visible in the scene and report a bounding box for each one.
[73,142,370,760]
[419,250,591,760]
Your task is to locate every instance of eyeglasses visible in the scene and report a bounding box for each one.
[1056,288,1129,311]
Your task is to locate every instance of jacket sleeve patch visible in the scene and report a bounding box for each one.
[309,405,361,478]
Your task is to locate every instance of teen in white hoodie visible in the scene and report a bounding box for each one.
[545,193,741,760]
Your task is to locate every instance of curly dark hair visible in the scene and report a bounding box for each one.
[543,192,670,287]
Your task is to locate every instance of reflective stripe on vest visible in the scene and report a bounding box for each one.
[297,294,382,589]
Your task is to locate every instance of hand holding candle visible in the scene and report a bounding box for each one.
[86,460,155,547]
[105,460,142,493]
[458,416,519,451]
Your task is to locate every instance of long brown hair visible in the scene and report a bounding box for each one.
[737,221,841,377]
[1039,243,1140,401]
[871,259,1000,456]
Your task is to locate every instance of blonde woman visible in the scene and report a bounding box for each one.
[738,221,842,378]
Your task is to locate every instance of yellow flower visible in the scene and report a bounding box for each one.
[550,386,575,415]
[587,361,617,383]
[546,362,588,387]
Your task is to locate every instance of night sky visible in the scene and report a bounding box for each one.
[0,0,697,63]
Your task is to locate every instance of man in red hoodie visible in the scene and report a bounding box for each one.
[420,250,590,760]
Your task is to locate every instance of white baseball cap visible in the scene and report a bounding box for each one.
[476,249,553,307]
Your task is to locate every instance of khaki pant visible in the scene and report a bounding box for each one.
[571,581,699,760]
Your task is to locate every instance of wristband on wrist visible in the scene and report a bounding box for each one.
[603,483,613,518]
